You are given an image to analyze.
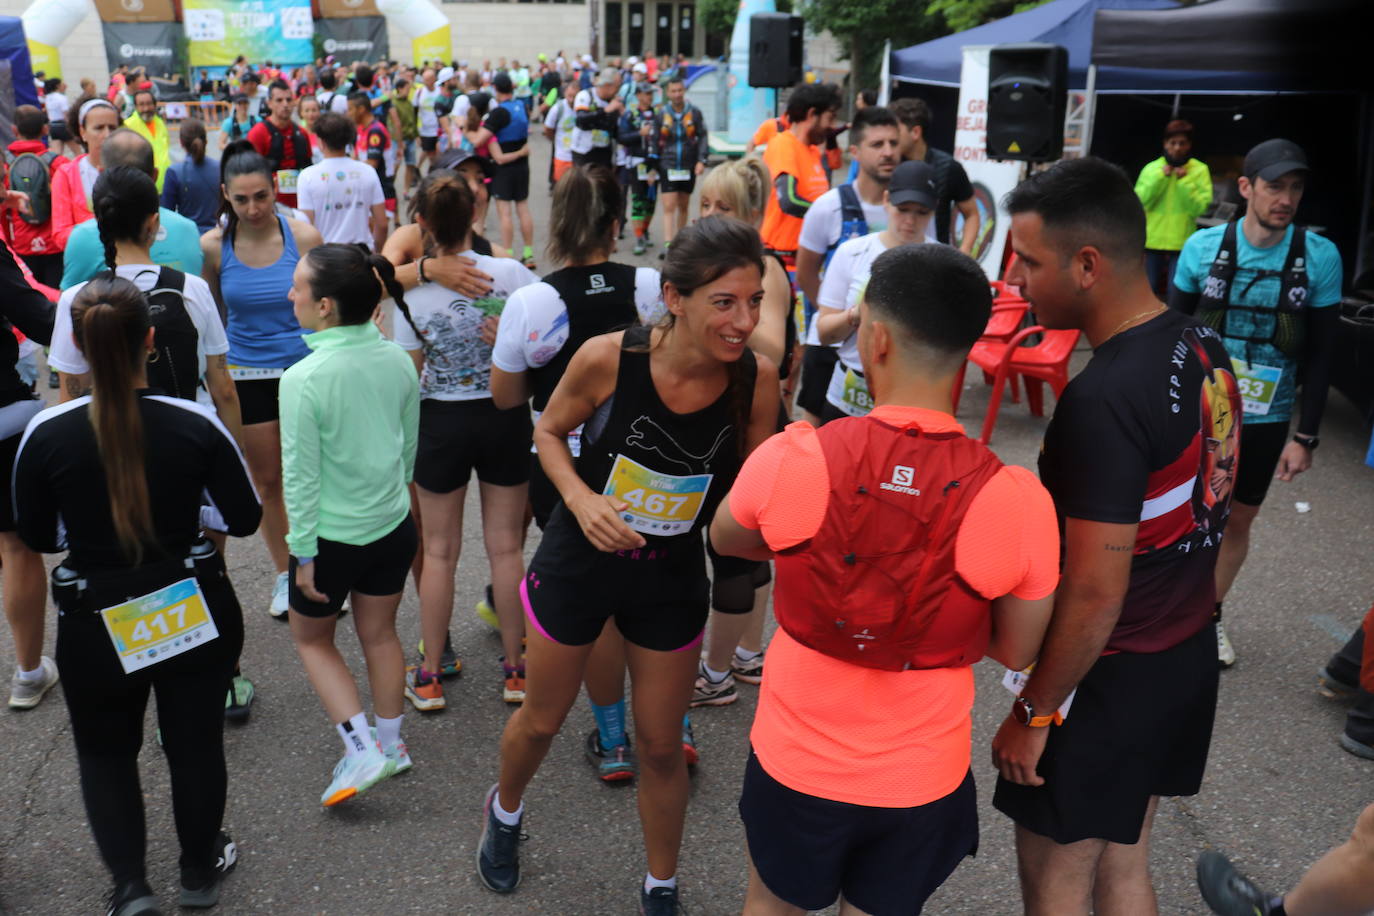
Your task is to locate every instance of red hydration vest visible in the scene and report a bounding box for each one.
[772,415,1004,671]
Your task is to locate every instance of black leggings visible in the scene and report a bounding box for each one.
[55,557,243,887]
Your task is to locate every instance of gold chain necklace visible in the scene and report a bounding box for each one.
[1106,306,1165,341]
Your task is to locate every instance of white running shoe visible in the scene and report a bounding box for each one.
[269,571,290,619]
[1216,621,1236,669]
[8,656,59,709]
[371,727,413,775]
[321,745,394,807]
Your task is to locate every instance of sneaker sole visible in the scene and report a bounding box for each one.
[689,692,738,708]
[224,704,252,723]
[7,681,57,710]
[1339,733,1374,760]
[323,758,397,807]
[112,893,163,915]
[503,691,525,704]
[683,743,699,767]
[405,688,446,712]
[1317,666,1359,700]
[731,671,763,685]
[179,879,222,908]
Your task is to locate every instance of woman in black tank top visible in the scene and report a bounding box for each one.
[477,217,780,913]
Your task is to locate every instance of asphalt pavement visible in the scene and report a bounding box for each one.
[2,135,1372,916]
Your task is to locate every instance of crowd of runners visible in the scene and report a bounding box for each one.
[1,50,1372,916]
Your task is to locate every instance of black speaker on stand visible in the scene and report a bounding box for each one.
[986,43,1069,161]
[749,13,804,89]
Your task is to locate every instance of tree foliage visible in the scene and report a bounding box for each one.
[927,0,1053,34]
[800,0,942,90]
[700,0,794,50]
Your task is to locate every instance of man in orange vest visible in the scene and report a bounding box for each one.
[759,82,840,261]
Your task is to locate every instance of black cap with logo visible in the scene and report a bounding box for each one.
[888,160,938,209]
[1243,138,1309,182]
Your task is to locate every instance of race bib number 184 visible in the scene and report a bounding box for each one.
[603,454,712,536]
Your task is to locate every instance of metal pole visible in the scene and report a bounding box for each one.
[1171,92,1181,117]
[1081,63,1099,156]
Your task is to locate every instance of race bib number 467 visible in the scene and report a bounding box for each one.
[603,454,712,536]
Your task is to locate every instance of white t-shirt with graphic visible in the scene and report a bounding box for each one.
[544,99,577,163]
[393,251,538,401]
[296,156,386,248]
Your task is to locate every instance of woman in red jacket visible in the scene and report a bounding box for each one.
[50,97,120,249]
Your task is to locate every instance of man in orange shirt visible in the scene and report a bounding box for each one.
[759,83,840,260]
[711,243,1059,915]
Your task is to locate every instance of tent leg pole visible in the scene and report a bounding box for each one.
[1171,93,1180,117]
[1081,64,1098,156]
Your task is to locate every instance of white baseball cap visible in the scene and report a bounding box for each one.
[437,66,455,83]
[632,62,648,74]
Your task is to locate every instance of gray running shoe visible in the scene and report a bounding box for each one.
[8,656,59,710]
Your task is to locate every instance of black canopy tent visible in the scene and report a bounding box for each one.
[1092,0,1373,413]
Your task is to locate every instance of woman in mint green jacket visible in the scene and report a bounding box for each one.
[1135,119,1213,298]
[281,243,421,808]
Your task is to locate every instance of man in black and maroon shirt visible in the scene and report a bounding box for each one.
[989,158,1241,913]
[247,79,312,210]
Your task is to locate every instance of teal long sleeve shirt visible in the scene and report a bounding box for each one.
[280,321,419,559]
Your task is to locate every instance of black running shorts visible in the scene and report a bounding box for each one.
[796,346,839,419]
[1233,420,1290,507]
[993,620,1219,845]
[288,515,417,617]
[523,516,709,652]
[414,398,533,493]
[235,377,281,426]
[740,751,978,915]
[490,160,530,202]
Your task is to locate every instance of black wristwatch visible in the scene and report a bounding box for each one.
[1293,434,1319,450]
[417,256,430,284]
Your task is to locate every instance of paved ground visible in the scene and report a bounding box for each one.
[2,134,1372,916]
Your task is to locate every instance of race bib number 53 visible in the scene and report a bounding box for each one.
[100,577,219,674]
[1232,358,1282,416]
[603,454,712,536]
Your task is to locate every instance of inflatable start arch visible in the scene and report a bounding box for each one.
[20,0,454,79]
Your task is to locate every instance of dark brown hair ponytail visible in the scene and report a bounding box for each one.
[70,277,156,563]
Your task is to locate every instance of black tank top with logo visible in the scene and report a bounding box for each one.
[530,262,640,412]
[535,324,757,569]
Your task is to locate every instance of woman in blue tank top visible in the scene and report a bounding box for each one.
[202,140,322,619]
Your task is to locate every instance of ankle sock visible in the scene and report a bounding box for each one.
[337,712,372,757]
[590,698,626,751]
[17,664,44,681]
[644,873,677,893]
[493,792,523,825]
[522,244,534,260]
[734,647,762,663]
[375,713,403,749]
[702,663,729,683]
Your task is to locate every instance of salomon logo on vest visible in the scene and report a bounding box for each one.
[879,465,921,496]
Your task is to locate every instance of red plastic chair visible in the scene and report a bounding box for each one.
[963,325,1081,445]
[951,301,1030,414]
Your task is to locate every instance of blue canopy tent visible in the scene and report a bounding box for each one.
[887,0,1276,94]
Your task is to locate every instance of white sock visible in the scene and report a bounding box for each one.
[493,792,523,826]
[644,873,677,893]
[734,647,762,662]
[375,713,403,749]
[17,664,44,681]
[337,712,373,758]
[702,663,729,683]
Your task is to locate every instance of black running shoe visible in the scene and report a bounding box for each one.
[641,885,685,915]
[477,784,523,893]
[105,880,161,916]
[179,831,238,909]
[1196,850,1277,915]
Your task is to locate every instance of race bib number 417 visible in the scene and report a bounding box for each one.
[99,577,219,674]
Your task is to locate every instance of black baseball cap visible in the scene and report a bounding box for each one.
[888,160,937,209]
[492,72,513,94]
[1243,138,1309,182]
[435,148,495,179]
